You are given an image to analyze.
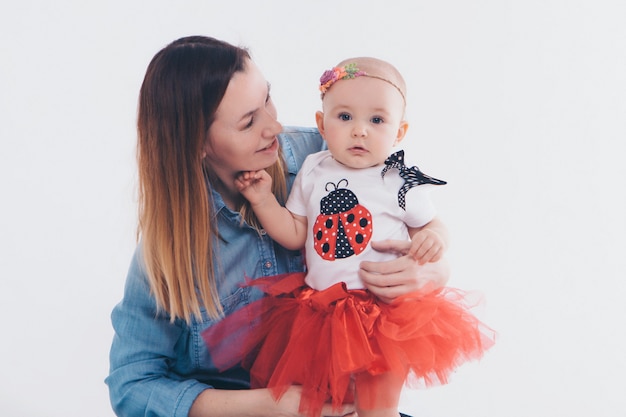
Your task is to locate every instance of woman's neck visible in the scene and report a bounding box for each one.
[210,174,244,211]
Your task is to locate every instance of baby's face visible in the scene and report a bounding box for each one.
[318,76,407,169]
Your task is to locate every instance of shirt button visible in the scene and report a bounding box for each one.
[264,261,273,269]
[260,229,267,235]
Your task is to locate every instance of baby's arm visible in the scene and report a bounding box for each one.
[407,217,449,265]
[235,170,307,250]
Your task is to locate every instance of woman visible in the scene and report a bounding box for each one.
[106,35,450,417]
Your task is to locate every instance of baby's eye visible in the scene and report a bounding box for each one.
[339,112,352,121]
[371,116,384,124]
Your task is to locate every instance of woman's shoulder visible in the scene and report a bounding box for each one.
[278,126,325,173]
[279,126,322,142]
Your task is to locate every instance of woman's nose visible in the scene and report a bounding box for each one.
[262,113,283,137]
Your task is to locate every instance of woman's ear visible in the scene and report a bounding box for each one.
[315,111,326,138]
[394,120,409,146]
[202,135,210,159]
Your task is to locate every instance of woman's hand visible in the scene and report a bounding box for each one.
[275,386,355,417]
[359,239,450,304]
[190,386,355,417]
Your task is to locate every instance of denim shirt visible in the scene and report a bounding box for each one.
[106,127,324,417]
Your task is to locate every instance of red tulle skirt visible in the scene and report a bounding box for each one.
[203,272,495,416]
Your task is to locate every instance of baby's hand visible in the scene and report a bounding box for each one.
[234,170,272,205]
[408,228,446,265]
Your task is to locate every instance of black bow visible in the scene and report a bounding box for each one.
[381,150,447,210]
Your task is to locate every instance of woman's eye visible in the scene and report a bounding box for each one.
[339,113,351,121]
[244,117,254,129]
[266,83,272,104]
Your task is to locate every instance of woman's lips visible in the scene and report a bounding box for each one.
[258,138,278,153]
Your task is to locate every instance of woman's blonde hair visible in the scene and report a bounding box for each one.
[137,36,286,322]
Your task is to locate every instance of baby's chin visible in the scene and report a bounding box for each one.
[334,155,385,169]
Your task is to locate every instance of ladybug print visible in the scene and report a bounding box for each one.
[312,179,373,261]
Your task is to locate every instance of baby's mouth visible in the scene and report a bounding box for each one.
[349,145,367,152]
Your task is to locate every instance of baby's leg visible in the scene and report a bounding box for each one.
[354,371,406,417]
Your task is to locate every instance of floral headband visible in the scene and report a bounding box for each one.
[319,63,367,95]
[319,62,406,102]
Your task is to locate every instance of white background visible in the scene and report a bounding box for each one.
[1,1,625,416]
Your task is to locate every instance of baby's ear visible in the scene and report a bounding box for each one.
[315,111,326,137]
[394,120,409,145]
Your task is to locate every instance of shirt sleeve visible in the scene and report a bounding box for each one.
[285,168,307,216]
[284,150,327,217]
[402,186,438,228]
[105,249,209,417]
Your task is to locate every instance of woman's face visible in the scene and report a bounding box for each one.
[204,59,283,183]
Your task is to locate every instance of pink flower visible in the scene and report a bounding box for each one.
[319,63,367,94]
[320,69,338,86]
